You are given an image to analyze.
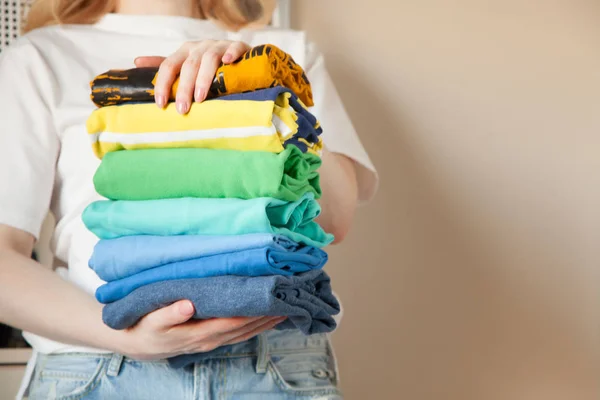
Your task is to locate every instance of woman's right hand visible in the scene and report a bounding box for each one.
[116,300,285,360]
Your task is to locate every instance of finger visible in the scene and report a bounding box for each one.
[222,317,286,346]
[188,316,265,335]
[154,50,188,108]
[208,316,280,344]
[186,317,281,354]
[222,41,250,64]
[194,45,229,102]
[134,56,166,68]
[175,49,205,114]
[168,316,266,354]
[139,300,195,331]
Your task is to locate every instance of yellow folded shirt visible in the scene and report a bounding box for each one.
[87,93,323,159]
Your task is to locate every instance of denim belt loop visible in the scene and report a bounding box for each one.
[255,333,269,374]
[106,353,124,377]
[326,334,340,385]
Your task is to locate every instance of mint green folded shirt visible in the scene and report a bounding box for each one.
[81,193,334,248]
[93,146,321,202]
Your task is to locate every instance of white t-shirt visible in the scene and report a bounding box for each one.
[0,14,377,356]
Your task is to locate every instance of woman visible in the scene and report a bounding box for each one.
[0,0,377,398]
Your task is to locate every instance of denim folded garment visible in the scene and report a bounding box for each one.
[102,270,339,335]
[82,193,334,248]
[93,235,328,303]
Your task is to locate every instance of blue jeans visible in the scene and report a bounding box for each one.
[26,330,342,400]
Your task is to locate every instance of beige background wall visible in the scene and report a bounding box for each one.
[292,1,599,399]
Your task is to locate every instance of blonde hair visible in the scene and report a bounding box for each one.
[23,0,276,33]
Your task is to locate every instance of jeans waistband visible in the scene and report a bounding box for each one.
[202,329,330,358]
[36,330,331,377]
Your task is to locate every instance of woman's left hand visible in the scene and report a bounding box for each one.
[135,40,251,114]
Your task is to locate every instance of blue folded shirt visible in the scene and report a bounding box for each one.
[90,234,327,281]
[102,270,339,335]
[93,235,328,303]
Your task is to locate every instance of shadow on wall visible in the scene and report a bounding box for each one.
[309,18,597,400]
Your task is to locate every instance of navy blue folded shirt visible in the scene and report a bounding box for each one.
[220,87,322,151]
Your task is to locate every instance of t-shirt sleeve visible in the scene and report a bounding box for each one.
[0,38,60,239]
[305,42,379,204]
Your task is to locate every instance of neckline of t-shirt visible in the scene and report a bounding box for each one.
[94,13,224,38]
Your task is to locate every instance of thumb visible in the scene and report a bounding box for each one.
[134,56,166,68]
[141,300,195,330]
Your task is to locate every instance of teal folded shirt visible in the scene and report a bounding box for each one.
[82,193,334,248]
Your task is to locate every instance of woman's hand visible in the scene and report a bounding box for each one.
[117,300,285,361]
[135,40,251,114]
[0,226,284,361]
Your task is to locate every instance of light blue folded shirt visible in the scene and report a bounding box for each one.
[82,193,333,248]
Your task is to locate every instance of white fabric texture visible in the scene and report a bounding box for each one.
[0,14,378,357]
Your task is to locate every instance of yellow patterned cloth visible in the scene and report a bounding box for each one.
[90,44,313,107]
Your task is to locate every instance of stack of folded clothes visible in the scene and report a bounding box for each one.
[81,45,340,366]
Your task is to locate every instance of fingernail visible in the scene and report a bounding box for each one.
[195,88,206,102]
[176,100,189,114]
[156,95,166,108]
[180,301,194,315]
[223,54,232,63]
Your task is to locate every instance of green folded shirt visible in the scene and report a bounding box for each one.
[93,146,321,201]
[82,193,334,248]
